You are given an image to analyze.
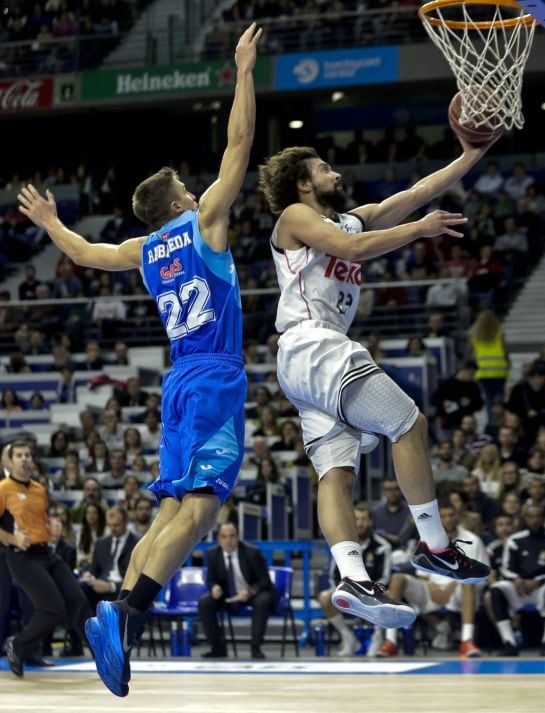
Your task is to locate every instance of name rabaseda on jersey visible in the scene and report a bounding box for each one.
[324,254,362,285]
[147,231,193,264]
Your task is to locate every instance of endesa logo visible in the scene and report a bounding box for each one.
[324,254,362,285]
[160,257,183,280]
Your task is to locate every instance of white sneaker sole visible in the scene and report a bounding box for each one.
[331,590,416,629]
[411,561,488,584]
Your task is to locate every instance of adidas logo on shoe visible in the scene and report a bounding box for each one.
[417,513,432,520]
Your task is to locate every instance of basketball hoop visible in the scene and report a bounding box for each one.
[418,0,537,131]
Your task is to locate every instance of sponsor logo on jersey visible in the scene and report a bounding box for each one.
[324,254,362,285]
[147,232,192,264]
[160,257,183,281]
[160,231,170,240]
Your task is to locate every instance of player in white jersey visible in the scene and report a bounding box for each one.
[258,143,494,627]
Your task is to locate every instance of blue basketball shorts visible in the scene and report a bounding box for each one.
[148,354,247,504]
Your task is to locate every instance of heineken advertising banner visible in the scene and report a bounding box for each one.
[82,56,272,102]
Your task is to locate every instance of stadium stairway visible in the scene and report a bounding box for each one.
[503,252,545,351]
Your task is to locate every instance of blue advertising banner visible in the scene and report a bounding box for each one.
[275,47,398,91]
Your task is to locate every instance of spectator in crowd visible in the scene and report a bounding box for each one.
[318,504,392,657]
[48,429,71,457]
[493,217,529,279]
[504,162,534,202]
[139,408,161,451]
[56,365,76,403]
[376,501,488,658]
[489,504,545,655]
[462,474,501,533]
[524,477,545,508]
[372,480,410,552]
[244,456,283,509]
[526,449,545,476]
[81,340,104,370]
[252,405,281,438]
[118,475,142,519]
[80,506,139,611]
[52,502,76,546]
[99,448,128,489]
[85,439,110,474]
[198,522,278,660]
[433,361,484,433]
[451,427,478,471]
[1,388,23,412]
[426,312,447,339]
[123,427,143,465]
[116,377,148,408]
[448,489,483,536]
[500,492,525,534]
[468,310,510,414]
[70,477,107,524]
[507,360,545,444]
[58,461,83,491]
[471,444,502,498]
[129,497,154,537]
[111,340,129,366]
[496,462,525,502]
[18,264,40,301]
[98,407,124,451]
[270,419,302,452]
[77,501,107,572]
[245,385,272,419]
[431,440,468,496]
[496,427,528,468]
[473,160,504,199]
[460,414,492,454]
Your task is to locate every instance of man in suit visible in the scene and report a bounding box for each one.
[198,522,278,659]
[80,506,139,611]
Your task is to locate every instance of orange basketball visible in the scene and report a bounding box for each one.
[448,88,504,146]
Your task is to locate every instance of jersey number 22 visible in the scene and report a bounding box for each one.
[158,276,216,340]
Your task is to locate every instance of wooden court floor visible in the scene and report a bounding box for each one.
[1,659,544,713]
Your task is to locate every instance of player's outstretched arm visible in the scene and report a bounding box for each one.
[18,184,144,270]
[352,133,500,231]
[198,23,261,251]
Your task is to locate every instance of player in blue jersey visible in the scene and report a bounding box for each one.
[18,23,261,697]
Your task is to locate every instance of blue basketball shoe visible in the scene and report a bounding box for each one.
[85,616,129,697]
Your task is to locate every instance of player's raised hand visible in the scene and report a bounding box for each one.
[418,209,468,238]
[18,184,58,229]
[235,22,262,73]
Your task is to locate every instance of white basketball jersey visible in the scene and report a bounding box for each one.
[271,211,364,333]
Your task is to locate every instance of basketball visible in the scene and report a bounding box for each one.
[448,88,504,146]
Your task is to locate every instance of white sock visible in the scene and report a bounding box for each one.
[331,541,370,580]
[330,613,352,639]
[385,628,397,644]
[497,619,516,645]
[461,623,474,642]
[409,500,449,550]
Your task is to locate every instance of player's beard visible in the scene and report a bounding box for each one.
[314,184,347,213]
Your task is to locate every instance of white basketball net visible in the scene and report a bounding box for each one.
[421,3,537,130]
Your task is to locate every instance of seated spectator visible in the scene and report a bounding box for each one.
[81,340,104,370]
[245,385,272,420]
[488,504,545,655]
[98,407,124,451]
[85,439,110,474]
[116,376,148,408]
[433,361,484,433]
[91,285,127,339]
[406,336,427,357]
[496,462,524,503]
[432,440,468,496]
[252,405,281,438]
[524,477,545,508]
[496,426,527,468]
[318,504,392,657]
[140,408,162,451]
[111,340,129,366]
[52,259,83,299]
[460,414,492,454]
[80,506,139,611]
[426,267,465,308]
[99,448,128,489]
[372,479,410,551]
[376,501,488,658]
[245,457,284,508]
[123,426,143,464]
[270,419,302,452]
[198,523,278,660]
[58,461,83,491]
[18,263,40,301]
[451,427,478,471]
[525,449,545,477]
[471,444,502,498]
[56,365,76,403]
[216,495,239,530]
[29,391,46,409]
[473,160,504,199]
[503,162,534,202]
[99,206,132,244]
[464,473,501,533]
[118,474,142,518]
[493,217,529,278]
[70,476,107,525]
[467,245,502,309]
[507,361,545,444]
[1,388,23,411]
[51,502,76,546]
[448,488,483,536]
[500,491,526,533]
[130,455,149,482]
[244,436,271,468]
[128,496,154,537]
[48,429,71,457]
[76,502,107,573]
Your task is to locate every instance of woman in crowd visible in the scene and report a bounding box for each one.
[123,426,143,465]
[472,443,502,497]
[76,502,106,572]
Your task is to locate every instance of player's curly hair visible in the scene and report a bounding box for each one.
[132,167,180,231]
[258,146,319,214]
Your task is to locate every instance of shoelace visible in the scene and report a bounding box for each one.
[448,539,473,567]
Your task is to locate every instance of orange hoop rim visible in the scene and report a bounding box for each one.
[418,0,536,29]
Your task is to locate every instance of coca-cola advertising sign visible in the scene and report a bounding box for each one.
[0,78,53,113]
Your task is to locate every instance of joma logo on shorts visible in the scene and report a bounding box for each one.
[324,255,362,285]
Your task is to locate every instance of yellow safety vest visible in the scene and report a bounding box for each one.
[472,333,509,379]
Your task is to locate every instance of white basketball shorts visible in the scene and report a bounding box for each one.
[276,320,419,478]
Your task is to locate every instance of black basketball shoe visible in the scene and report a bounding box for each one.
[332,579,416,628]
[411,540,490,583]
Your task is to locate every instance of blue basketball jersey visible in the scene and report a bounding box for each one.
[141,211,242,363]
